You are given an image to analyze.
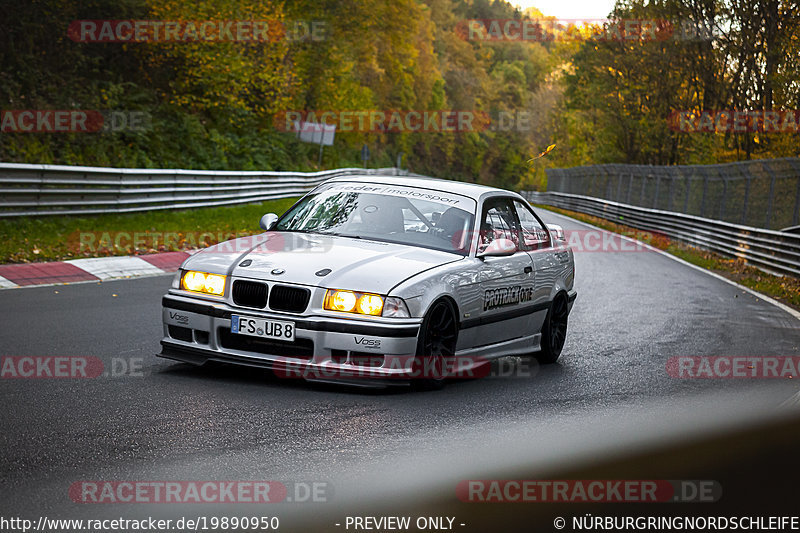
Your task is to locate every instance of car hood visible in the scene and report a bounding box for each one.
[182,232,462,295]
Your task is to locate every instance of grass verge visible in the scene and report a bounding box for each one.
[0,197,299,264]
[535,204,800,312]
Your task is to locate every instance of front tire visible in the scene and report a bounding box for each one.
[412,299,458,390]
[537,294,569,364]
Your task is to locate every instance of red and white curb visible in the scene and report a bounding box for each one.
[0,251,191,289]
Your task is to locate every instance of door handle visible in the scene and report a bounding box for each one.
[524,266,533,274]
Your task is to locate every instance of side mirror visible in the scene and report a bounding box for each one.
[477,238,518,258]
[259,213,279,231]
[547,224,565,241]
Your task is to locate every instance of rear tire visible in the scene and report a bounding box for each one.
[412,299,458,390]
[537,294,569,364]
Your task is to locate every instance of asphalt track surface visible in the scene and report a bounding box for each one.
[1,209,799,529]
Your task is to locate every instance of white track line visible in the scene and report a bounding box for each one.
[67,256,165,280]
[542,208,800,322]
[0,274,18,289]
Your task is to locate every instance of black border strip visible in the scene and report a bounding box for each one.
[460,301,550,330]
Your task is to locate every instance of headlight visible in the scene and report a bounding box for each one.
[323,290,411,318]
[324,289,384,316]
[181,270,226,296]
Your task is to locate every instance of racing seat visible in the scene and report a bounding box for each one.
[437,207,473,252]
[358,198,405,235]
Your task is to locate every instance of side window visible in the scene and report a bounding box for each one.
[479,199,521,253]
[513,200,550,250]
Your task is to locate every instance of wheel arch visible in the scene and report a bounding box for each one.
[422,294,460,326]
[551,289,569,307]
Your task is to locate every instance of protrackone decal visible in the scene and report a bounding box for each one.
[484,286,534,311]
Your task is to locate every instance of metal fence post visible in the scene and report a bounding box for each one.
[683,168,691,214]
[667,171,675,212]
[626,172,633,204]
[653,171,661,209]
[793,161,800,227]
[719,176,728,220]
[741,164,751,225]
[640,170,647,206]
[764,162,777,229]
[700,168,709,217]
[583,168,589,195]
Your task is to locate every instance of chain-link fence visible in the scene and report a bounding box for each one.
[545,158,800,231]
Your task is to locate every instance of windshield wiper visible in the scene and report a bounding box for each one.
[319,232,362,239]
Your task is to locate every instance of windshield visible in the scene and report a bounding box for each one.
[276,182,476,255]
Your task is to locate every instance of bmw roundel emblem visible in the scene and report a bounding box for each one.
[271,268,285,275]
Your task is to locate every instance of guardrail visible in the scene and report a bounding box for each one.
[524,190,800,278]
[0,163,401,217]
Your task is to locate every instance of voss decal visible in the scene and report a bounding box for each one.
[169,311,189,325]
[354,336,381,349]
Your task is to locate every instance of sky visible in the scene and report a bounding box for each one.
[512,0,618,20]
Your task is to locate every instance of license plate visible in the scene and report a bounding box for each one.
[231,315,295,342]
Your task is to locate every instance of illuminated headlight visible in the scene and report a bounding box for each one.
[322,289,383,316]
[180,270,226,296]
[324,290,411,318]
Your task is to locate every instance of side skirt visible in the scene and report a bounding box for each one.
[454,333,541,361]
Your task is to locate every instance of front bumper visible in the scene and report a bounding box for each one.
[160,293,423,381]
